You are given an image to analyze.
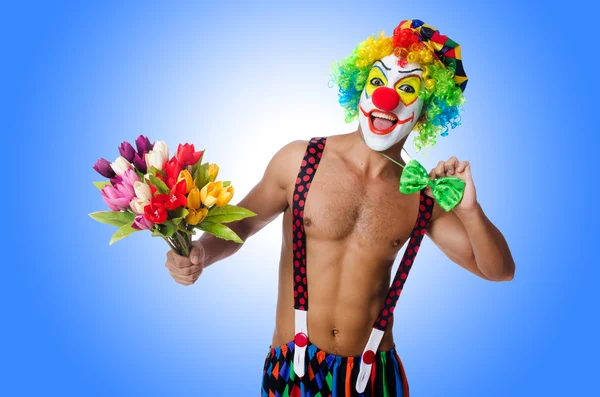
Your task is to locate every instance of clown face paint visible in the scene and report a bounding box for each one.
[358,54,425,151]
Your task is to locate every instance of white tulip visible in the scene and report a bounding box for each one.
[145,140,169,171]
[133,181,152,201]
[154,140,169,160]
[111,156,133,177]
[130,198,149,215]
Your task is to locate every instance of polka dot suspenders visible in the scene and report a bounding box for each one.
[291,137,325,377]
[291,137,435,393]
[354,182,434,393]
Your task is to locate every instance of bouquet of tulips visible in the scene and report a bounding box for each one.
[89,135,256,256]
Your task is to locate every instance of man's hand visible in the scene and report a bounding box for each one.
[428,156,477,213]
[165,241,206,286]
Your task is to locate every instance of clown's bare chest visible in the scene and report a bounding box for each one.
[284,145,422,255]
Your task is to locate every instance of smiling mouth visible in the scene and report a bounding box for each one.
[360,106,414,135]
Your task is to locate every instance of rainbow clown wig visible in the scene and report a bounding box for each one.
[330,19,468,152]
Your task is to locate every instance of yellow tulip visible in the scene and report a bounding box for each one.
[200,181,222,207]
[216,184,234,207]
[177,169,193,194]
[187,187,200,209]
[200,181,235,207]
[185,208,209,225]
[208,163,219,181]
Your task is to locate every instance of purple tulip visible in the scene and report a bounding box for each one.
[118,141,136,163]
[135,135,154,156]
[133,152,147,173]
[93,158,116,178]
[110,175,123,186]
[132,214,154,230]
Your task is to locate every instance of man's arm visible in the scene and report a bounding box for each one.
[196,140,308,269]
[426,201,516,282]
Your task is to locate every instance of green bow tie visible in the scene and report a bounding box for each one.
[399,159,465,212]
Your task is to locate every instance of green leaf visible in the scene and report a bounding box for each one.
[93,181,111,190]
[193,164,207,190]
[198,221,243,243]
[149,175,170,194]
[158,220,178,238]
[89,211,136,227]
[150,166,166,177]
[191,161,200,181]
[203,163,214,183]
[135,169,145,180]
[169,207,189,219]
[151,227,163,237]
[109,223,140,245]
[170,207,189,226]
[222,181,231,187]
[191,151,205,170]
[204,205,256,224]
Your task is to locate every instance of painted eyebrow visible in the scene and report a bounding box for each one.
[398,68,423,73]
[375,60,391,71]
[373,65,388,79]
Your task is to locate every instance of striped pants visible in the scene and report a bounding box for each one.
[261,340,409,397]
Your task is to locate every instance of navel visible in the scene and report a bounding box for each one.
[331,328,339,336]
[304,217,312,227]
[392,239,401,247]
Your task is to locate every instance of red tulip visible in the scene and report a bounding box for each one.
[151,194,169,205]
[165,179,187,210]
[164,157,183,188]
[144,200,168,224]
[175,143,204,167]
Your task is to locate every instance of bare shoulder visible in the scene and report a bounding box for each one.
[266,139,310,188]
[276,139,310,161]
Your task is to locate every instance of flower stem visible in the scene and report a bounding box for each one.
[164,236,177,252]
[174,230,191,257]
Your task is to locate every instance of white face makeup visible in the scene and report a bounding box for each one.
[358,54,425,151]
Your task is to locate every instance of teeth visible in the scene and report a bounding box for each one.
[371,111,397,121]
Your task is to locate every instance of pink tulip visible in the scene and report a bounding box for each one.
[101,183,134,211]
[101,169,139,211]
[121,168,140,187]
[132,215,154,230]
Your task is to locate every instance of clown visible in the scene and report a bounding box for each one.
[332,19,468,156]
[166,18,515,397]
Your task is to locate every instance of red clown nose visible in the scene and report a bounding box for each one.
[372,87,400,111]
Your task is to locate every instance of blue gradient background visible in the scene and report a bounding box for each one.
[4,1,597,396]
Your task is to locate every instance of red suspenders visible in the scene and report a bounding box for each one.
[291,137,434,392]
